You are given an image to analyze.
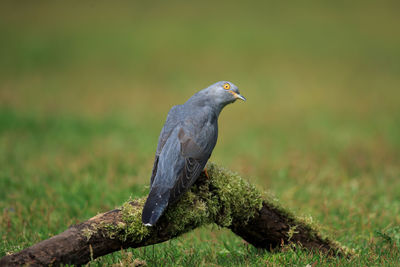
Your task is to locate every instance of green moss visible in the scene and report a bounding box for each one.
[119,198,151,242]
[287,225,299,241]
[164,162,265,230]
[99,198,151,242]
[97,162,351,256]
[98,163,265,242]
[82,226,97,241]
[164,190,211,234]
[204,163,263,227]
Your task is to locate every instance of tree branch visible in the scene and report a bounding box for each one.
[0,163,351,266]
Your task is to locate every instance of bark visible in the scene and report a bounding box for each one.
[0,163,349,266]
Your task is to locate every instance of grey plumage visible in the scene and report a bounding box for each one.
[142,81,245,226]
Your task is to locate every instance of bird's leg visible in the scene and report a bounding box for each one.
[203,167,210,179]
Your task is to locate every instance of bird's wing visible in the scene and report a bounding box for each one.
[150,105,181,186]
[142,114,217,225]
[168,126,216,204]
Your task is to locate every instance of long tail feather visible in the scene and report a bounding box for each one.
[142,188,169,226]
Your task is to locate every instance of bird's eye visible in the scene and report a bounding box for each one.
[223,83,230,90]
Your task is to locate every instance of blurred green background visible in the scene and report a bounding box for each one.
[1,1,400,266]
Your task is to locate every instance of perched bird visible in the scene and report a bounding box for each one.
[142,81,246,226]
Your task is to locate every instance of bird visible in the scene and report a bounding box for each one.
[142,81,246,226]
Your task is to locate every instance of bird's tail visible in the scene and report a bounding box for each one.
[142,188,169,226]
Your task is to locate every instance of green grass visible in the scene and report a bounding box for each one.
[1,1,400,266]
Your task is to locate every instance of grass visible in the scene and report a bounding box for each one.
[1,1,400,266]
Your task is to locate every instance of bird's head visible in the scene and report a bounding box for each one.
[208,81,246,106]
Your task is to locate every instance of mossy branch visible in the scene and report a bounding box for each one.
[0,163,351,266]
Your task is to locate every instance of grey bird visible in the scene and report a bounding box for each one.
[142,81,246,226]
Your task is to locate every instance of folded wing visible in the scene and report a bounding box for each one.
[142,123,216,226]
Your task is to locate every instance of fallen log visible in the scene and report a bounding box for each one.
[0,163,351,266]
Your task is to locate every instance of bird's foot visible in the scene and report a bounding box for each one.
[204,168,210,179]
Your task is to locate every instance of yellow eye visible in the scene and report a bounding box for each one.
[223,83,230,90]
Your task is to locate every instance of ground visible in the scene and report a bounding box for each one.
[0,1,400,266]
